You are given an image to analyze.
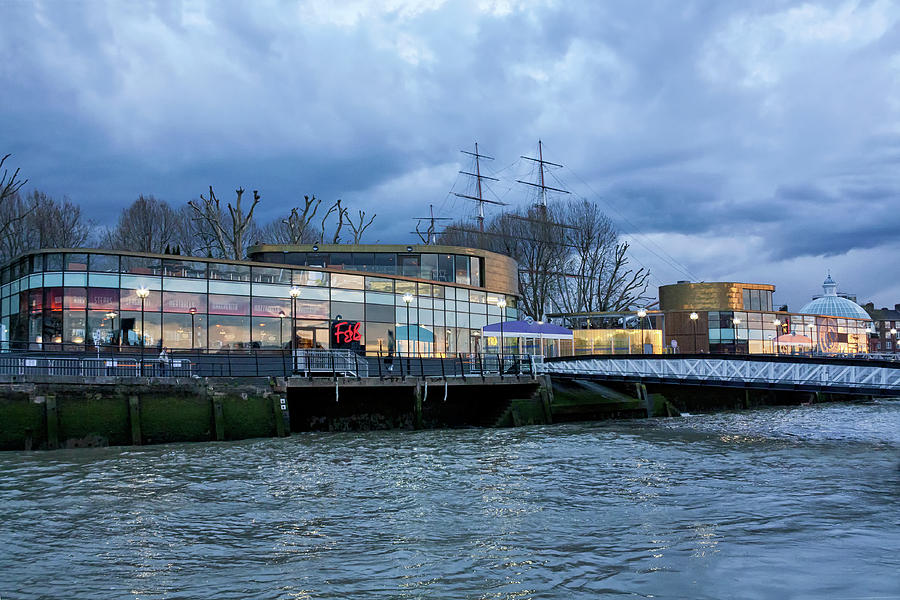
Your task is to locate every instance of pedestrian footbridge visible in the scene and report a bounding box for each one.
[540,354,900,397]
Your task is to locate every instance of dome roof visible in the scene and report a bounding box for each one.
[799,274,871,320]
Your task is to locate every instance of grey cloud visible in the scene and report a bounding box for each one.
[2,0,900,309]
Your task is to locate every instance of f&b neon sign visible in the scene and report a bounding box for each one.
[332,320,362,346]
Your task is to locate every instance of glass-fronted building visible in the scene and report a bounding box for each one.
[0,245,520,355]
[550,280,872,356]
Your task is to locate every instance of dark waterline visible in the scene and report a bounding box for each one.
[2,401,899,599]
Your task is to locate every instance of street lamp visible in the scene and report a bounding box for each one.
[806,322,815,355]
[767,334,775,354]
[891,328,898,354]
[289,287,301,371]
[403,292,413,368]
[689,312,699,353]
[773,319,781,355]
[105,311,117,347]
[136,287,150,376]
[732,317,741,354]
[189,307,196,350]
[637,309,647,354]
[278,310,286,348]
[497,297,507,358]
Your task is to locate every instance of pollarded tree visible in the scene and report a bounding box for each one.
[188,186,260,260]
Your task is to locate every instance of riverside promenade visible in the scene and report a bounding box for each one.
[3,350,896,451]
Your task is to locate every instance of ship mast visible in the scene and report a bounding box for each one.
[453,142,506,232]
[412,204,451,245]
[517,139,569,209]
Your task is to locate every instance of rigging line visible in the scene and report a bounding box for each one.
[538,141,699,281]
[555,167,699,282]
[531,166,673,285]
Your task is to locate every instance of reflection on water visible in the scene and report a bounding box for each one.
[2,400,899,599]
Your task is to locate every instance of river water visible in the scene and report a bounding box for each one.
[2,400,899,599]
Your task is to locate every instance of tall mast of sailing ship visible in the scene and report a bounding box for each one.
[517,140,569,210]
[454,142,506,232]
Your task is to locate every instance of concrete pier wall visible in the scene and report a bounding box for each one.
[286,376,550,431]
[0,375,552,450]
[0,376,287,451]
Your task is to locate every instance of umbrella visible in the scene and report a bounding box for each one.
[776,333,813,346]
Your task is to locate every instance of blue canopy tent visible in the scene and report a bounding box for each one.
[482,320,574,357]
[396,325,435,354]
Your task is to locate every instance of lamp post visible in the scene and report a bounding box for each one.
[497,298,507,358]
[891,328,898,355]
[289,287,300,371]
[189,307,196,350]
[689,312,699,353]
[773,319,781,355]
[637,309,647,354]
[278,310,286,348]
[806,322,815,355]
[136,287,150,375]
[403,293,413,368]
[768,334,775,355]
[105,311,117,347]
[732,317,741,354]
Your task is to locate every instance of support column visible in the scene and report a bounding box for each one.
[128,395,142,446]
[635,383,651,417]
[45,395,59,450]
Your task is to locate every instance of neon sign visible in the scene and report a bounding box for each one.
[332,321,362,345]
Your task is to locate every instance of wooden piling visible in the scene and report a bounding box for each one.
[272,396,287,437]
[212,397,225,441]
[45,395,58,450]
[128,395,142,446]
[413,381,424,429]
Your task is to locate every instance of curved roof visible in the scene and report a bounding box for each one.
[799,274,871,320]
[482,320,573,339]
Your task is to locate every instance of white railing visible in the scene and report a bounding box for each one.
[0,356,193,377]
[540,357,900,393]
[294,349,369,377]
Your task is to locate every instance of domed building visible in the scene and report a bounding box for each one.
[799,274,871,320]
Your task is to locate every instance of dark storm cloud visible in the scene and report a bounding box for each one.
[2,0,900,308]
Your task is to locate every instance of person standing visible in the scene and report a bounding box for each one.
[158,346,170,376]
[386,330,395,373]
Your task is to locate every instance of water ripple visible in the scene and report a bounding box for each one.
[1,401,899,599]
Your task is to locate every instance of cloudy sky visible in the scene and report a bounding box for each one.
[2,0,900,310]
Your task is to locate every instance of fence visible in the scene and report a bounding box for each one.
[0,348,542,380]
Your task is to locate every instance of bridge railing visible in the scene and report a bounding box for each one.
[540,355,900,393]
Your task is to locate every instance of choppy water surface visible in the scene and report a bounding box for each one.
[2,400,899,599]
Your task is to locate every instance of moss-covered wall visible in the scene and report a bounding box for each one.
[0,377,286,451]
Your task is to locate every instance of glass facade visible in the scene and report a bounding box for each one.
[250,251,485,287]
[0,251,517,355]
[707,310,870,355]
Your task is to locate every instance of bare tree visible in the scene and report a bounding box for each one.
[0,190,92,261]
[0,154,28,241]
[282,195,321,244]
[596,241,651,311]
[347,209,376,244]
[188,186,260,260]
[439,198,650,318]
[101,194,182,254]
[318,199,350,244]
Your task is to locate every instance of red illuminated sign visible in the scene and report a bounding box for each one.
[333,321,362,345]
